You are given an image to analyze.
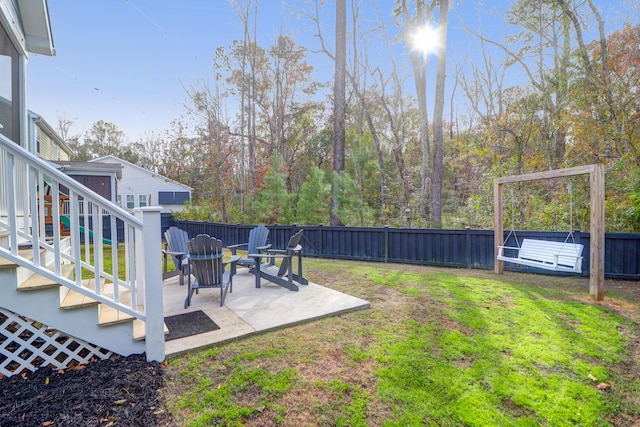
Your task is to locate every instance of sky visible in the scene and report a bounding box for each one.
[26,0,638,143]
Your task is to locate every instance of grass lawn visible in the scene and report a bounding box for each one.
[161,259,639,426]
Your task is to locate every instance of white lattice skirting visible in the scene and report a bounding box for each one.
[0,307,113,377]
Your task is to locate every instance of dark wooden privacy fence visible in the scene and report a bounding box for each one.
[167,219,640,281]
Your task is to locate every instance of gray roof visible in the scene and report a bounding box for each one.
[51,160,123,179]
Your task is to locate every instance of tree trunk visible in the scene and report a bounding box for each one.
[431,0,448,227]
[414,57,431,221]
[330,0,346,226]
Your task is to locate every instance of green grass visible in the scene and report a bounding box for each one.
[78,243,129,280]
[162,259,640,426]
[79,243,173,280]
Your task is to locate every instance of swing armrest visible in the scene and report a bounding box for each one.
[497,245,521,258]
[497,245,520,261]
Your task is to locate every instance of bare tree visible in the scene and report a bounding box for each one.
[132,131,167,172]
[56,114,81,159]
[309,0,392,224]
[431,0,448,227]
[330,0,346,226]
[183,78,234,222]
[394,0,436,222]
[229,0,259,207]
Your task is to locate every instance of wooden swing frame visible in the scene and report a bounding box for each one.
[494,164,605,301]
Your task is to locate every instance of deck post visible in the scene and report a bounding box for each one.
[590,164,605,300]
[494,180,504,274]
[136,207,165,362]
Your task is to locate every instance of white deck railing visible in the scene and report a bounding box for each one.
[0,134,164,361]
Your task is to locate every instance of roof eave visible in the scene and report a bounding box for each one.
[16,0,55,56]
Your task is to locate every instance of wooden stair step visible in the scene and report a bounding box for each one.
[96,286,141,326]
[0,248,41,269]
[98,300,140,327]
[59,277,107,310]
[132,319,169,342]
[17,264,75,291]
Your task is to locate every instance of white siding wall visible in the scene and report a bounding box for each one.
[115,160,190,213]
[36,127,55,159]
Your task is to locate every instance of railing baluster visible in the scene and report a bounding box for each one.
[37,171,46,247]
[6,153,17,255]
[28,166,40,266]
[111,214,119,302]
[127,223,137,309]
[70,191,82,287]
[83,198,90,264]
[93,202,102,295]
[51,178,61,276]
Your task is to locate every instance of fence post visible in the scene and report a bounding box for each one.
[465,226,471,268]
[318,224,324,258]
[135,207,165,363]
[384,225,389,263]
[573,229,581,245]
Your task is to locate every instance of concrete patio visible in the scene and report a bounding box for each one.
[162,268,371,356]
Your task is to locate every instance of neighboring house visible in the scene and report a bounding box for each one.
[51,160,121,202]
[90,155,192,213]
[29,111,72,161]
[0,98,71,161]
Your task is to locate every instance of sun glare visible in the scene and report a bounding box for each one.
[410,23,440,56]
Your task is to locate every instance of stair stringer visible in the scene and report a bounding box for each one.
[0,266,146,357]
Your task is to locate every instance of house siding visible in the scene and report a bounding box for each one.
[37,126,56,159]
[35,126,70,161]
[66,175,112,200]
[92,156,192,213]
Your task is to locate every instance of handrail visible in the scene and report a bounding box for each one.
[0,134,164,361]
[0,135,142,228]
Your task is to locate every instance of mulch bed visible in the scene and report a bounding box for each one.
[0,354,175,427]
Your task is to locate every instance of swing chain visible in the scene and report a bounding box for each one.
[564,180,576,245]
[504,185,520,248]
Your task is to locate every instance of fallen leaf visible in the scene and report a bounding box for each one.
[105,422,115,427]
[57,370,65,375]
[114,399,127,405]
[153,409,165,415]
[21,373,28,380]
[45,377,49,385]
[596,382,611,390]
[42,422,54,426]
[588,374,598,381]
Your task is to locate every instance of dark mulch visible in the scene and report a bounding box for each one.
[0,354,175,427]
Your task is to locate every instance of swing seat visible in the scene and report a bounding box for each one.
[498,238,584,273]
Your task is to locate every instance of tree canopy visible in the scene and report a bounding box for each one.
[59,1,640,232]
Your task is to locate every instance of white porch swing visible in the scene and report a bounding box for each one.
[497,182,584,274]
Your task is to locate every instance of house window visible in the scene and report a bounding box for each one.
[158,191,191,205]
[126,194,135,209]
[117,194,122,206]
[138,194,148,207]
